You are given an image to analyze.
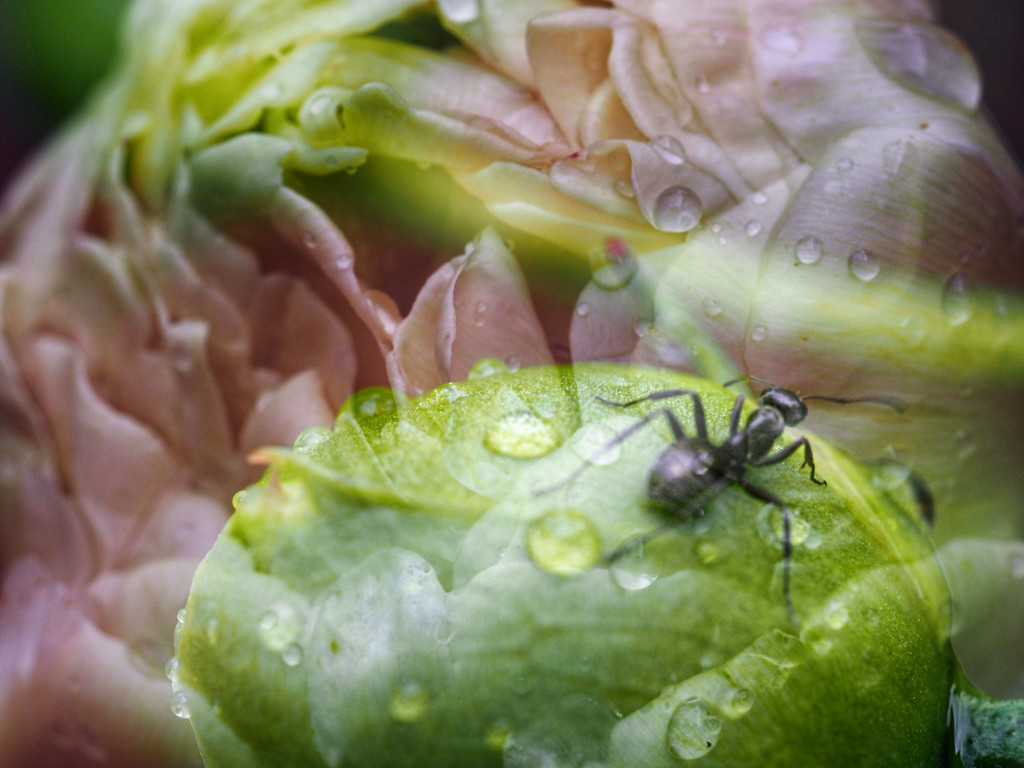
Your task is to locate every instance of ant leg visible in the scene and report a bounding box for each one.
[533,407,687,494]
[602,478,731,564]
[750,437,826,485]
[738,479,797,626]
[728,394,745,437]
[597,389,708,441]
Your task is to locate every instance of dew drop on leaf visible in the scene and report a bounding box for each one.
[848,249,881,281]
[468,357,510,379]
[794,236,823,265]
[652,186,703,232]
[942,272,973,325]
[665,697,721,760]
[484,412,560,459]
[526,509,602,576]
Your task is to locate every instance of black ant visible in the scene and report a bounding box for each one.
[538,378,906,624]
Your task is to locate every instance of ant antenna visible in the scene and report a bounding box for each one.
[800,394,908,413]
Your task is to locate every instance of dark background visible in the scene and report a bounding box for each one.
[0,0,1021,191]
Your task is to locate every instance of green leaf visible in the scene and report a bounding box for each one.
[176,363,954,767]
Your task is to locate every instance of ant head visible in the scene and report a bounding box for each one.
[758,388,808,426]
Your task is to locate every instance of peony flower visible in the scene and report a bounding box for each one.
[1,0,1023,765]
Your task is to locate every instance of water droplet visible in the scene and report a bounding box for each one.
[165,657,180,682]
[665,697,721,760]
[170,691,191,719]
[652,135,687,166]
[176,608,187,624]
[824,601,850,630]
[744,220,762,237]
[898,315,926,346]
[847,249,881,281]
[610,543,660,590]
[576,302,591,317]
[568,422,622,467]
[702,297,723,318]
[259,603,302,651]
[720,687,753,718]
[485,722,511,751]
[811,637,834,656]
[282,644,303,667]
[882,139,917,179]
[751,191,768,205]
[695,71,710,93]
[302,231,317,249]
[484,412,561,459]
[388,682,430,723]
[756,504,810,548]
[347,387,397,420]
[615,179,636,198]
[759,24,803,54]
[260,81,284,101]
[794,236,823,265]
[855,20,980,109]
[942,273,972,325]
[710,28,727,46]
[696,542,719,565]
[870,459,913,491]
[526,509,602,576]
[835,157,855,173]
[589,239,638,289]
[442,383,469,403]
[505,355,522,372]
[294,426,332,452]
[438,0,479,23]
[468,357,510,379]
[652,186,703,232]
[750,325,768,342]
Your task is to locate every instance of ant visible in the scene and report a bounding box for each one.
[538,377,906,624]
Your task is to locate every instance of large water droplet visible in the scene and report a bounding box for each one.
[526,509,602,576]
[484,412,561,459]
[847,249,881,281]
[750,325,768,343]
[389,682,430,723]
[259,603,302,652]
[294,426,332,452]
[720,687,754,718]
[665,697,722,760]
[882,139,918,179]
[439,0,480,23]
[942,273,973,325]
[589,238,638,289]
[462,359,508,383]
[823,600,850,630]
[744,220,762,237]
[610,543,660,590]
[652,186,703,232]
[170,691,191,719]
[855,20,981,109]
[702,297,723,318]
[282,644,303,667]
[794,236,823,265]
[652,135,687,166]
[165,657,180,682]
[898,315,926,346]
[484,722,511,751]
[346,387,397,420]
